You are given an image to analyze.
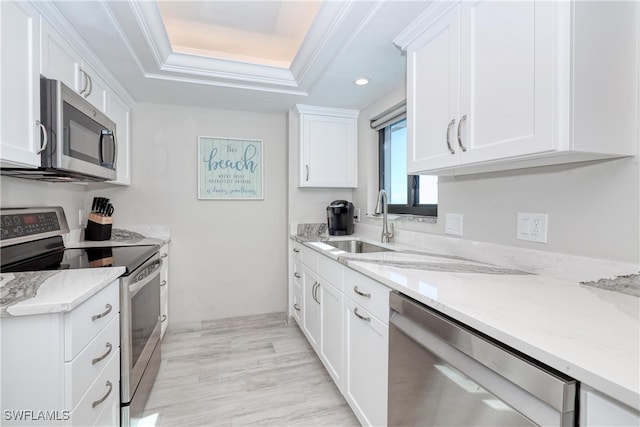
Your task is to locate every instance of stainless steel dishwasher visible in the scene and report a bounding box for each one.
[388,292,577,426]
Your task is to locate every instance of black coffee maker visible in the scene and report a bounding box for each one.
[327,200,355,236]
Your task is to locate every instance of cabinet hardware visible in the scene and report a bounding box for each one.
[294,303,300,311]
[293,248,300,253]
[294,272,301,279]
[161,280,167,287]
[91,303,112,321]
[92,381,112,408]
[86,74,93,97]
[91,342,113,365]
[79,69,88,95]
[35,120,48,154]
[446,119,456,154]
[305,165,310,181]
[312,282,320,304]
[161,314,167,322]
[457,115,467,152]
[160,253,168,259]
[354,307,371,322]
[353,286,371,298]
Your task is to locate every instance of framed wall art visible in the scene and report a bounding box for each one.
[198,136,264,200]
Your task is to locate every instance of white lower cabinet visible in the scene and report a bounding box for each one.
[302,265,321,350]
[319,280,343,389]
[580,387,640,426]
[290,239,389,426]
[0,280,120,426]
[344,298,388,427]
[159,243,170,338]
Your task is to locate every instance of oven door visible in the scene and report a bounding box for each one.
[120,253,161,403]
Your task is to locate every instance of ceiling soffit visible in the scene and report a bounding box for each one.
[112,0,381,96]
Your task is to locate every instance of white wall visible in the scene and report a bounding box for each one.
[0,177,88,228]
[355,85,640,265]
[95,102,288,324]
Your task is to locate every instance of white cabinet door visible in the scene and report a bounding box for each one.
[40,18,81,92]
[344,299,388,427]
[77,61,108,113]
[0,1,43,168]
[295,105,358,188]
[108,93,131,186]
[581,387,640,427]
[319,280,343,389]
[406,4,460,174]
[458,0,555,164]
[302,266,320,350]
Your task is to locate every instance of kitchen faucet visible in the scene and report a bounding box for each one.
[375,189,394,243]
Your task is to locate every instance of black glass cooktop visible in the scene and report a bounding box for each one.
[1,238,158,275]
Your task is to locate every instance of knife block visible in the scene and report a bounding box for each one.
[85,213,113,241]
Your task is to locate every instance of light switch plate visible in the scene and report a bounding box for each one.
[445,213,463,236]
[517,213,548,243]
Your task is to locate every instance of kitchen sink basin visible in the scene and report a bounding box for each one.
[324,240,394,253]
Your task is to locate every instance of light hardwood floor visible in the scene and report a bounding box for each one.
[140,312,361,427]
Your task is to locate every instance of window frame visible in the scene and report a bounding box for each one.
[378,121,437,217]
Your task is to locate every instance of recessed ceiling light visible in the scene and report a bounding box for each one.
[354,77,370,86]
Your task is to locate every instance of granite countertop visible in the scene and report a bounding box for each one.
[67,225,171,248]
[0,267,125,317]
[293,234,640,412]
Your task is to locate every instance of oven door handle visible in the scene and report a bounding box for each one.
[129,267,161,297]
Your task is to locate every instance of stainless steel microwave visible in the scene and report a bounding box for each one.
[1,78,117,182]
[39,78,117,181]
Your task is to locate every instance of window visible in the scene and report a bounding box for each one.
[378,118,438,216]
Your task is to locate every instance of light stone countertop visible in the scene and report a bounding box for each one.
[66,225,171,248]
[293,234,640,412]
[0,267,125,317]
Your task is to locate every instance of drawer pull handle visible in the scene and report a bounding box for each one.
[294,303,300,311]
[293,272,301,279]
[160,253,168,259]
[354,307,371,322]
[92,381,113,408]
[353,286,371,298]
[161,314,167,322]
[92,303,112,321]
[293,248,300,253]
[161,280,167,287]
[92,342,113,365]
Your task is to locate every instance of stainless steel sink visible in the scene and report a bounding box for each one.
[324,240,394,253]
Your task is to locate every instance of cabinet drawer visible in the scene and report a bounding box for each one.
[301,245,319,271]
[292,259,303,291]
[292,287,302,326]
[67,349,119,427]
[64,315,119,410]
[318,254,342,288]
[343,268,390,323]
[291,241,302,261]
[64,281,119,361]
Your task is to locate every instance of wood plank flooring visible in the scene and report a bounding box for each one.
[140,312,361,427]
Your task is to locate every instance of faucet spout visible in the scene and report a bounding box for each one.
[375,190,394,243]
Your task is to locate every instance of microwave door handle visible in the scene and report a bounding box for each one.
[99,130,105,165]
[112,130,118,168]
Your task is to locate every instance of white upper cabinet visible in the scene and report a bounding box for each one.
[395,0,639,176]
[292,105,358,188]
[109,93,131,186]
[40,19,108,114]
[0,1,44,168]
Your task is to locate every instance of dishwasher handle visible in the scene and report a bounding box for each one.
[389,292,577,419]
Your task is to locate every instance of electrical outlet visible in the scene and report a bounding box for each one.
[445,213,463,236]
[78,209,86,227]
[354,208,361,223]
[517,213,548,243]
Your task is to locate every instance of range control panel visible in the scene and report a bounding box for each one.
[0,207,68,245]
